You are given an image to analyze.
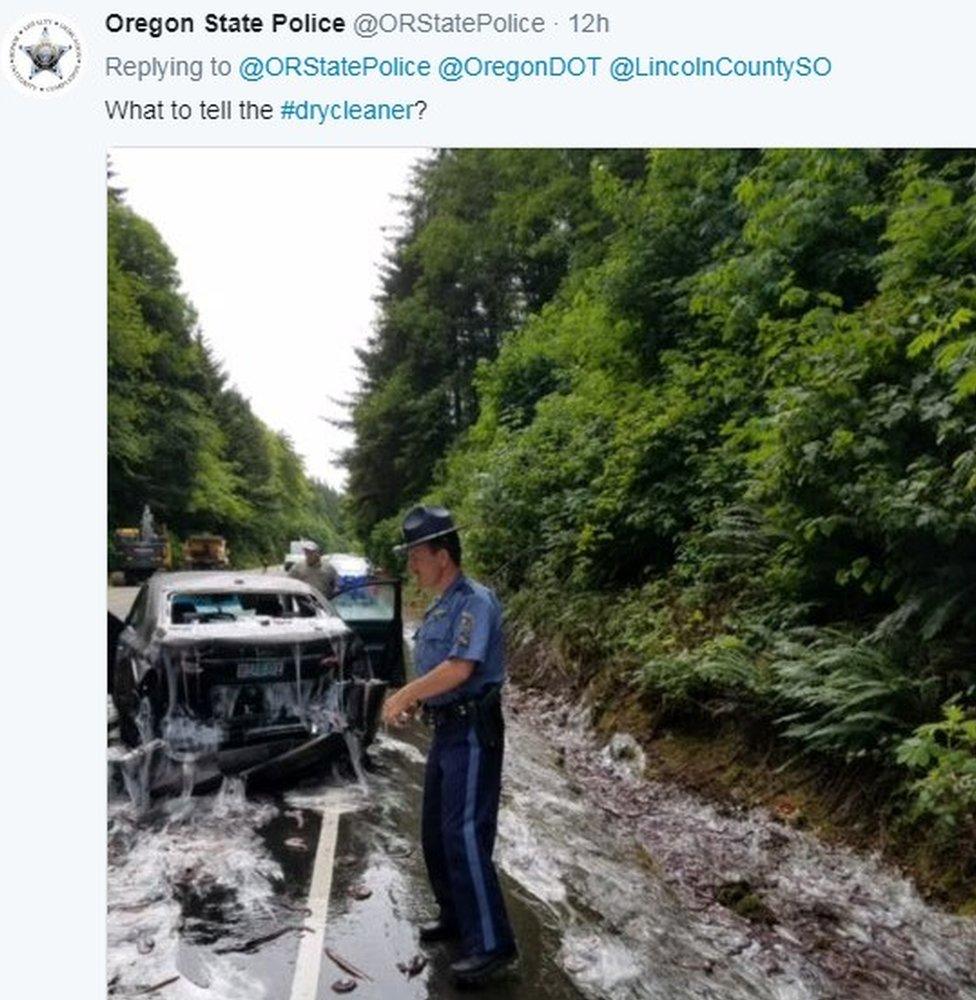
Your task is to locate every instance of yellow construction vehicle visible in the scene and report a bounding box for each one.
[182,534,230,570]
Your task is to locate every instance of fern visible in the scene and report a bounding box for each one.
[769,629,938,761]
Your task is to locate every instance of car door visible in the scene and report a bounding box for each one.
[329,577,405,686]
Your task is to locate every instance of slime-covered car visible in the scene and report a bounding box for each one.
[109,571,403,790]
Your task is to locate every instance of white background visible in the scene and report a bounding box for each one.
[2,1,974,996]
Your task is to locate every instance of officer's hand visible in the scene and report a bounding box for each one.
[382,689,417,727]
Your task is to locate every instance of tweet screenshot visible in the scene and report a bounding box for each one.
[4,2,976,998]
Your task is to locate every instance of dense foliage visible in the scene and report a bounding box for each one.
[347,149,976,838]
[108,188,346,565]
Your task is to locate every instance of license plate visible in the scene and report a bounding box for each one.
[236,660,284,680]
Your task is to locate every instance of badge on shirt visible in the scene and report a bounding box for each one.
[457,610,474,648]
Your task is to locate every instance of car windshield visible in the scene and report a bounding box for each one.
[169,591,322,624]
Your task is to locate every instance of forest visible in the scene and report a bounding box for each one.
[108,182,346,565]
[345,149,976,897]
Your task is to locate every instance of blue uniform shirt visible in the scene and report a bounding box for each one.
[413,573,505,707]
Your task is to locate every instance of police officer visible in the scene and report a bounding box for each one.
[288,540,339,600]
[381,506,518,988]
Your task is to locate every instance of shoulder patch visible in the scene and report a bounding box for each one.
[457,610,474,647]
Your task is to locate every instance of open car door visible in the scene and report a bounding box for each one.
[330,577,405,687]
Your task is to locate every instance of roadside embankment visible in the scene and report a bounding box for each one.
[507,621,976,918]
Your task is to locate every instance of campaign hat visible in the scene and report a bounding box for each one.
[393,506,458,554]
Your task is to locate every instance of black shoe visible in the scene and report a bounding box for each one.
[450,947,518,987]
[418,920,459,943]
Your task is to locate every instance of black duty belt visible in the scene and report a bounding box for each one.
[422,685,501,727]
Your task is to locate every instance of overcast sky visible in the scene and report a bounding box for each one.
[110,147,425,491]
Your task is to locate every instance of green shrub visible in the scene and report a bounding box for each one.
[896,702,976,836]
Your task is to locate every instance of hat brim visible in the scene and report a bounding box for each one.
[393,525,459,555]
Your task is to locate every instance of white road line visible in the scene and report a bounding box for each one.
[289,806,342,1000]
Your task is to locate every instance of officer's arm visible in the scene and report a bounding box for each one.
[413,657,474,699]
[381,658,474,722]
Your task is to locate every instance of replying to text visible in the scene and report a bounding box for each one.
[104,52,832,86]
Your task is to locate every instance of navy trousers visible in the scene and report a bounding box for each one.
[421,712,515,958]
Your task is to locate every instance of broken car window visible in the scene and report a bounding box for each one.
[169,591,322,624]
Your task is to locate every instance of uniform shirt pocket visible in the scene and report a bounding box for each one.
[416,616,453,668]
[420,617,452,644]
